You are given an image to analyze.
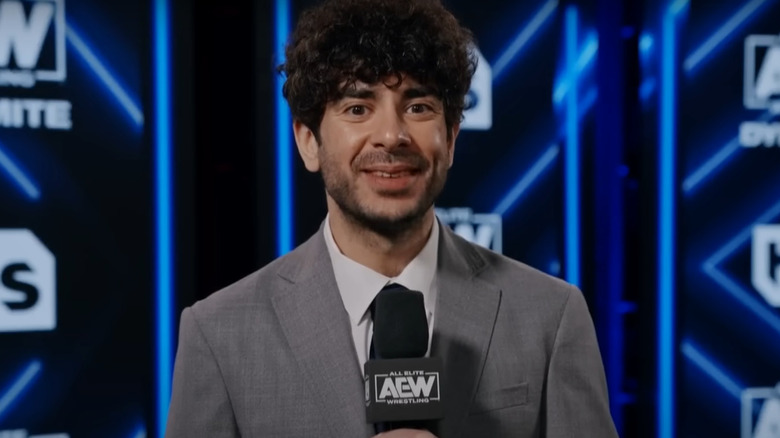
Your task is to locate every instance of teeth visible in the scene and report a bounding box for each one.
[373,171,408,178]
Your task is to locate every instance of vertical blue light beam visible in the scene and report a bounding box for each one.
[276,0,293,256]
[565,6,580,287]
[658,6,678,438]
[154,0,173,436]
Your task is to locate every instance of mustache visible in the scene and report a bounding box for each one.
[353,150,429,170]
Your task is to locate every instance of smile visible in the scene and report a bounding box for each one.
[368,170,414,178]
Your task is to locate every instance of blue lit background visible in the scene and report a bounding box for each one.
[4,0,780,436]
[0,0,153,437]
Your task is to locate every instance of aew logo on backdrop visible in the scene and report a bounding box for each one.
[373,371,440,405]
[752,225,780,307]
[0,229,56,332]
[0,0,66,87]
[0,0,71,130]
[436,207,502,254]
[742,383,780,438]
[741,34,780,147]
[461,47,492,131]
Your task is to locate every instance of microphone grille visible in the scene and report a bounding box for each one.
[373,285,428,358]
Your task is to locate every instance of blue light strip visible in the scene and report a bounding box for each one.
[683,0,770,73]
[553,34,598,104]
[579,87,597,118]
[682,111,772,194]
[154,0,173,436]
[565,6,580,287]
[640,78,657,102]
[276,0,293,256]
[129,424,147,438]
[705,197,780,268]
[640,34,654,54]
[0,142,41,200]
[66,26,145,127]
[492,0,558,80]
[682,139,740,194]
[701,197,780,336]
[658,6,678,438]
[703,264,780,336]
[0,360,42,422]
[492,144,560,216]
[680,341,742,399]
[670,0,689,15]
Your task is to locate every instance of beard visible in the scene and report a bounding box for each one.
[319,148,448,239]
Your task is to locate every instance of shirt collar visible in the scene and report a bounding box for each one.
[324,214,439,327]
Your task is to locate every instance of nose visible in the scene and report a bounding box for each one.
[370,107,411,149]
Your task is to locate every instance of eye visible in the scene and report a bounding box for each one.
[409,103,431,114]
[348,105,367,115]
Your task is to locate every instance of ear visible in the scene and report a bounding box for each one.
[446,123,460,168]
[293,120,320,172]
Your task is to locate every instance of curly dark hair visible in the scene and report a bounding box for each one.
[279,0,477,139]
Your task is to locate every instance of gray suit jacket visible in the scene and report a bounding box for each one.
[166,224,618,437]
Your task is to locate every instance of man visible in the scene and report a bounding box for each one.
[166,0,618,437]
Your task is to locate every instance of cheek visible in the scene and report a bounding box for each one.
[428,130,452,164]
[319,127,366,169]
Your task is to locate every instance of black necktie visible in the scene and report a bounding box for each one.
[369,283,407,360]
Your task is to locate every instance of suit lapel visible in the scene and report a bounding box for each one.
[431,225,501,438]
[271,231,373,438]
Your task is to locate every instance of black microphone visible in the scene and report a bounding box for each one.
[364,286,444,430]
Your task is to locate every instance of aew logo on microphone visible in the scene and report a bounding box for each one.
[364,357,444,422]
[0,0,66,88]
[436,207,502,254]
[374,371,441,405]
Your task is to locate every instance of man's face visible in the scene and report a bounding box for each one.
[294,76,459,235]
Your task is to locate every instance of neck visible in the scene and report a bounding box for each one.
[327,204,434,278]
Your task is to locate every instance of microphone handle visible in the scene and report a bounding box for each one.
[376,419,437,433]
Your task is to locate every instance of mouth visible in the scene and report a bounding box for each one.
[360,166,421,192]
[364,169,416,178]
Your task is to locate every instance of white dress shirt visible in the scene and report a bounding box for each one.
[323,214,439,375]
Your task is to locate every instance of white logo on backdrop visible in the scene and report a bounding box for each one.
[752,224,780,307]
[741,34,780,147]
[436,207,502,254]
[461,47,492,131]
[0,229,56,332]
[0,0,71,130]
[0,0,66,88]
[742,383,780,438]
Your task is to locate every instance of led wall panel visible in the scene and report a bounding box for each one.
[677,0,780,436]
[0,1,154,436]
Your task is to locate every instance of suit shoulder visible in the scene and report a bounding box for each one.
[466,240,575,302]
[187,243,306,320]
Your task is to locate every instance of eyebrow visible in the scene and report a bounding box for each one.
[402,86,437,99]
[338,88,375,100]
[334,84,438,101]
